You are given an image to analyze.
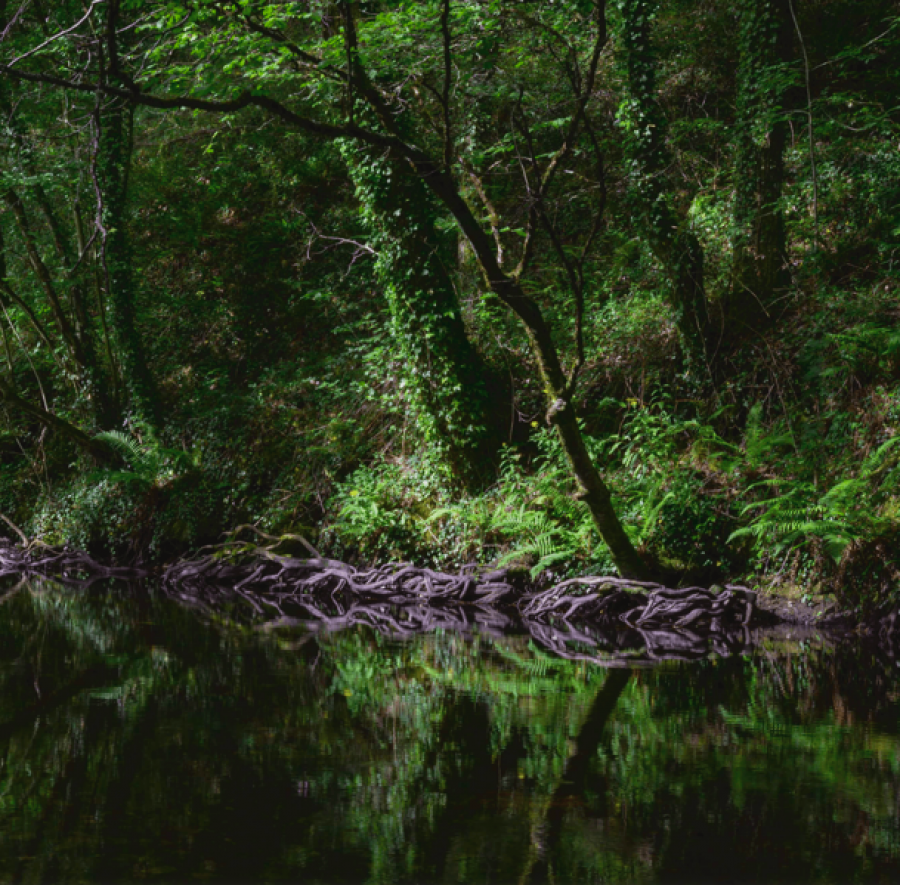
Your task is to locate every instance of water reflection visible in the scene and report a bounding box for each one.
[0,578,898,883]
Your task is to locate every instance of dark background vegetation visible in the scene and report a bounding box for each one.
[0,0,898,612]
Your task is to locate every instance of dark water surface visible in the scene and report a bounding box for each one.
[1,579,899,884]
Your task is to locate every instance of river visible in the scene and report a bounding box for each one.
[1,577,898,883]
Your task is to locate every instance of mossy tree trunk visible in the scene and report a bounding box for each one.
[729,0,792,330]
[344,144,506,489]
[94,91,161,430]
[618,0,710,357]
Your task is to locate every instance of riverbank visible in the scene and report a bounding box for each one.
[2,536,892,667]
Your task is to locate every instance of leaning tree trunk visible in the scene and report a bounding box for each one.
[618,0,710,357]
[728,0,792,332]
[410,165,650,578]
[337,12,651,578]
[521,668,631,884]
[343,142,506,489]
[0,375,115,463]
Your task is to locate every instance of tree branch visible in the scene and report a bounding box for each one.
[0,375,114,462]
[440,0,452,169]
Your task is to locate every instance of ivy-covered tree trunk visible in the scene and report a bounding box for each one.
[95,94,161,429]
[344,144,505,488]
[618,0,710,356]
[729,0,792,329]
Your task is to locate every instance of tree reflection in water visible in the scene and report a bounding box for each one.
[0,577,898,883]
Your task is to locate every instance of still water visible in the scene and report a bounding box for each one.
[1,578,899,884]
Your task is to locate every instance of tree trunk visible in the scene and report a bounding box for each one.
[618,0,711,356]
[94,94,162,429]
[728,0,792,331]
[551,404,649,579]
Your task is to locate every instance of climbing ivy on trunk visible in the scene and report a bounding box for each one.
[344,142,503,488]
[94,94,162,430]
[730,0,792,328]
[616,0,710,356]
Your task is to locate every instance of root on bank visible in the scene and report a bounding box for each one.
[3,532,884,666]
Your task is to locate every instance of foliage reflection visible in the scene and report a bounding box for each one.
[0,580,898,883]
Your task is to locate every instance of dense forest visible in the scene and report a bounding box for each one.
[0,0,897,612]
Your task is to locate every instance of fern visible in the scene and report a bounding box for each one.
[729,436,900,563]
[93,431,195,488]
[95,430,153,470]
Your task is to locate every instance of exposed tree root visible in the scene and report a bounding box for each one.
[156,537,766,663]
[0,539,147,585]
[0,532,862,666]
[522,577,758,631]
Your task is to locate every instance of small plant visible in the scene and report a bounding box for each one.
[324,455,445,562]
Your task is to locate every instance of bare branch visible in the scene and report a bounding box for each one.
[0,1,30,45]
[539,1,607,198]
[5,0,100,67]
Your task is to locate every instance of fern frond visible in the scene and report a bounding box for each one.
[861,436,900,477]
[531,550,574,578]
[95,430,145,467]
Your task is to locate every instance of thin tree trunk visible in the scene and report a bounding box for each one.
[4,188,81,361]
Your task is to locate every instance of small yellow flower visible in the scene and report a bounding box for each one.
[531,420,539,428]
[349,489,359,497]
[626,398,638,407]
